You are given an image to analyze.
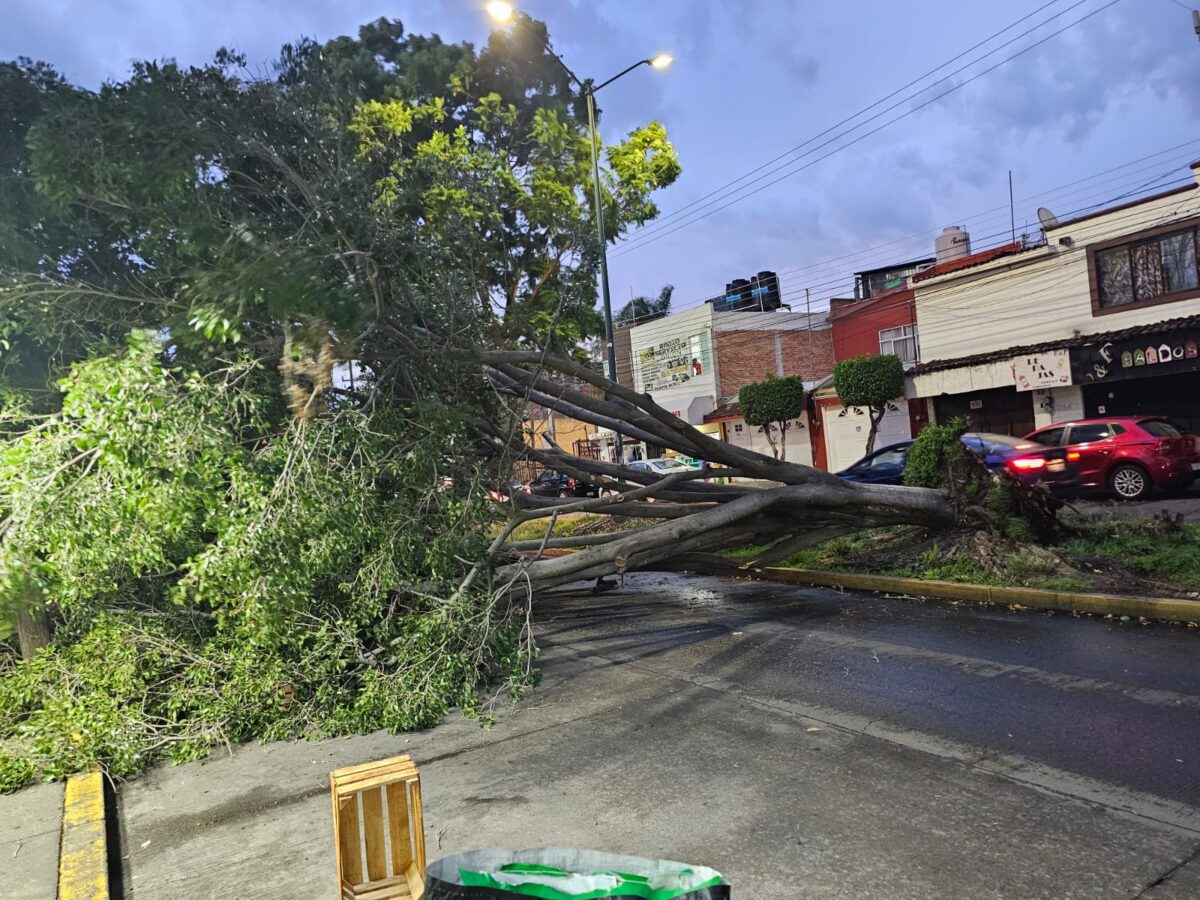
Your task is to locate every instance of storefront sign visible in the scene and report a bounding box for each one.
[1012,350,1072,392]
[1070,328,1200,384]
[637,333,711,393]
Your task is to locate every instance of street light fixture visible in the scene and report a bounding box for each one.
[485,1,514,23]
[486,5,672,464]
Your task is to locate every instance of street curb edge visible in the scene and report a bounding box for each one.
[745,566,1200,623]
[59,770,109,900]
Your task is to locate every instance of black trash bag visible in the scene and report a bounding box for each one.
[425,847,731,899]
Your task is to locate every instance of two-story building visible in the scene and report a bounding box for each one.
[617,301,833,465]
[813,257,933,471]
[909,161,1200,436]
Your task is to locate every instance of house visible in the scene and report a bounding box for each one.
[615,296,833,465]
[909,161,1200,436]
[812,258,932,472]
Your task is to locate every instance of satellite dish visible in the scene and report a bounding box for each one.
[1037,207,1060,229]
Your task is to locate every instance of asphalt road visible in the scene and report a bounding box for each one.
[103,573,1200,900]
[539,574,1200,810]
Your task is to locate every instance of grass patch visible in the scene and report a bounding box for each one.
[1062,521,1200,593]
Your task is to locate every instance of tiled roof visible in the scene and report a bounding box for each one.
[910,314,1200,376]
[705,399,741,421]
[910,241,1029,284]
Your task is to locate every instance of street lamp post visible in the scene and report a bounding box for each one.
[486,3,671,464]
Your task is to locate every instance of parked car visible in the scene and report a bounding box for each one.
[836,433,1078,490]
[524,469,598,498]
[1022,416,1200,500]
[627,457,692,476]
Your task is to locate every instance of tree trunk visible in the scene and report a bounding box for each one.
[864,407,886,455]
[16,602,51,661]
[471,348,957,596]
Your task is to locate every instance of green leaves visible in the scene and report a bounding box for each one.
[0,342,530,791]
[738,374,806,428]
[832,354,906,410]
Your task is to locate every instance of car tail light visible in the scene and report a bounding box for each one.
[1066,451,1081,461]
[1010,457,1046,470]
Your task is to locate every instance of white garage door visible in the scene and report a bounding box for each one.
[822,401,912,472]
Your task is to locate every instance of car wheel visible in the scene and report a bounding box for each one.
[1109,464,1151,501]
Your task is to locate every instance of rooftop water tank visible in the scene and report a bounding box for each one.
[935,226,971,264]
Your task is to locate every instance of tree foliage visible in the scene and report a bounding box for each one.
[738,374,806,461]
[833,354,906,454]
[615,284,673,326]
[0,15,679,789]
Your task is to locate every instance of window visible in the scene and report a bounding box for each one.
[1140,420,1182,438]
[1029,426,1066,446]
[734,423,743,433]
[879,324,919,366]
[1066,423,1112,444]
[1092,223,1200,312]
[861,447,908,471]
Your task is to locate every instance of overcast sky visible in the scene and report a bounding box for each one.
[5,0,1200,316]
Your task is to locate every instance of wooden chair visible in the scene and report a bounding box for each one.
[331,754,427,900]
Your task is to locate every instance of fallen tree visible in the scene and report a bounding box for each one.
[472,347,957,593]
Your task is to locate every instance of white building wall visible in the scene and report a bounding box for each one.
[1031,385,1086,429]
[627,304,717,424]
[914,176,1200,370]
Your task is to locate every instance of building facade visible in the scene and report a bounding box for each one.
[909,162,1200,436]
[616,302,833,466]
[814,273,930,472]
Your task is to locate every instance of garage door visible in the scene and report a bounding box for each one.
[821,401,912,472]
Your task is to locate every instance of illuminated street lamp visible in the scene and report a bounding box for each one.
[487,4,672,463]
[485,1,514,24]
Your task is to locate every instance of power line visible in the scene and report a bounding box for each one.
[615,160,1199,340]
[620,0,1074,237]
[615,182,1200,369]
[611,0,1122,259]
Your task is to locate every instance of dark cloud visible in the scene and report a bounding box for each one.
[3,0,1197,310]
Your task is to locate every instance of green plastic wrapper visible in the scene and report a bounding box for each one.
[425,848,730,899]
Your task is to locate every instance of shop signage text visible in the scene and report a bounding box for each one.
[1012,350,1072,392]
[1069,329,1200,384]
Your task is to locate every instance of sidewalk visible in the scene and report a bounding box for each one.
[112,598,1197,900]
[2,781,63,900]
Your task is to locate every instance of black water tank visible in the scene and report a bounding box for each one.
[750,271,781,310]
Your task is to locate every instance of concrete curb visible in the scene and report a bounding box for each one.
[738,566,1200,624]
[58,770,109,900]
[536,548,1200,623]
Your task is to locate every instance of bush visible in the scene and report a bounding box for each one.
[903,418,970,488]
[738,374,806,460]
[832,354,905,410]
[0,341,532,791]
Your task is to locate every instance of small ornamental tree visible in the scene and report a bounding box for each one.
[738,374,806,461]
[833,354,906,455]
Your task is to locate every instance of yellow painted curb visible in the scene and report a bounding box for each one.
[59,770,108,900]
[751,567,1200,623]
[534,547,1200,622]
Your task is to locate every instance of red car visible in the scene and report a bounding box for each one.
[1021,417,1200,500]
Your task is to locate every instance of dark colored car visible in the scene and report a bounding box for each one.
[524,469,598,498]
[836,433,1078,490]
[1022,416,1200,500]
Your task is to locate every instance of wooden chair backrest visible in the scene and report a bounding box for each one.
[330,754,426,900]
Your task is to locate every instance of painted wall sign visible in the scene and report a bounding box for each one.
[1012,349,1072,392]
[637,332,712,393]
[1069,328,1200,384]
